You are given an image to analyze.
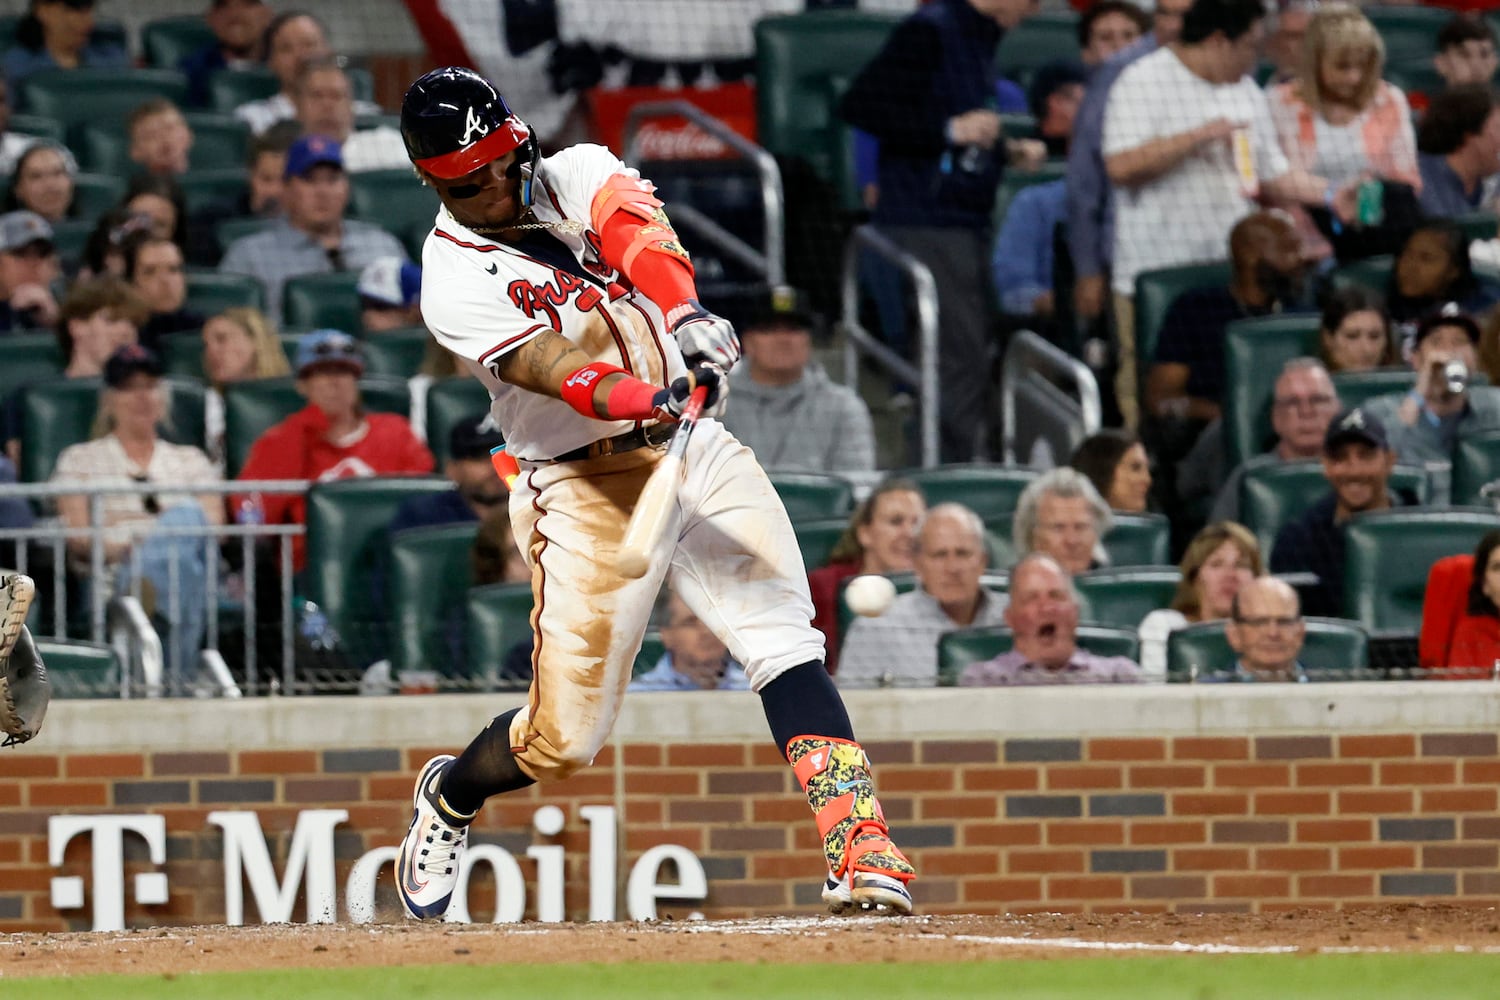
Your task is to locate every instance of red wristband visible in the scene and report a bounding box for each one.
[560,362,627,417]
[559,361,660,420]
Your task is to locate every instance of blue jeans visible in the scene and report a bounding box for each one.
[117,504,210,694]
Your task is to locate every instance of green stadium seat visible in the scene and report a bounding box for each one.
[162,375,208,451]
[361,327,430,378]
[207,68,278,114]
[769,472,855,522]
[215,216,274,257]
[161,331,205,378]
[36,639,118,698]
[185,112,251,171]
[1075,567,1180,629]
[10,113,64,143]
[1240,459,1431,557]
[1165,617,1372,682]
[794,517,848,572]
[143,16,217,70]
[995,12,1082,89]
[282,271,362,333]
[1365,6,1452,65]
[222,375,412,476]
[936,623,1139,686]
[389,523,479,678]
[1102,512,1170,567]
[998,112,1039,140]
[1330,368,1413,410]
[346,169,441,241]
[1453,211,1499,246]
[74,121,128,175]
[1453,430,1500,507]
[1344,509,1500,633]
[20,377,98,483]
[633,630,665,678]
[992,159,1066,232]
[49,218,92,271]
[1221,313,1322,468]
[185,269,265,315]
[465,581,536,690]
[72,172,126,220]
[0,332,63,399]
[19,69,188,126]
[899,464,1040,522]
[425,377,493,465]
[305,476,451,669]
[754,11,900,211]
[178,168,248,216]
[347,67,377,105]
[1329,255,1392,295]
[1134,261,1232,388]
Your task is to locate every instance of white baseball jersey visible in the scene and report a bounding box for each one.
[419,143,687,462]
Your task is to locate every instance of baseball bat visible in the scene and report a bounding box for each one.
[617,384,709,579]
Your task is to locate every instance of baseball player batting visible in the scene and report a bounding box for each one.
[394,67,915,917]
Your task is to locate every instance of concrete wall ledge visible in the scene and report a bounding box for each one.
[22,681,1500,753]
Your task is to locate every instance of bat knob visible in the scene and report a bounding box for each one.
[618,549,652,579]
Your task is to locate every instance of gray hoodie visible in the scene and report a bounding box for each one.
[721,363,876,473]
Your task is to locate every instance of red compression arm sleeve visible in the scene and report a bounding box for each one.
[598,211,697,310]
[559,361,660,421]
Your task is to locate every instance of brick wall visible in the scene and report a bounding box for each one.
[5,698,1500,931]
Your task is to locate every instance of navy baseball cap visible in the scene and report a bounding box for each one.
[103,344,164,388]
[449,413,505,461]
[285,134,344,179]
[1414,302,1481,347]
[1324,406,1389,454]
[295,329,364,377]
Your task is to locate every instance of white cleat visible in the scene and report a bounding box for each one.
[822,868,915,916]
[396,754,469,919]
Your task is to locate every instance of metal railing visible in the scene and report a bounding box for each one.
[840,225,940,467]
[1000,330,1102,466]
[622,99,786,287]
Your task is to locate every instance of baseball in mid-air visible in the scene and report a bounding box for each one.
[845,575,897,617]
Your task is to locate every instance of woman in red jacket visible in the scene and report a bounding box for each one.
[1446,530,1500,679]
[808,478,925,674]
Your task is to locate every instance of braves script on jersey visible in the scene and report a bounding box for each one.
[421,144,687,463]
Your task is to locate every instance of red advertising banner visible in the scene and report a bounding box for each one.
[587,83,758,161]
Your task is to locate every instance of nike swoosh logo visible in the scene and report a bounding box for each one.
[486,263,498,274]
[834,779,861,795]
[400,820,428,895]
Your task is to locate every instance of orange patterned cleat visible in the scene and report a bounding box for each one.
[787,735,916,915]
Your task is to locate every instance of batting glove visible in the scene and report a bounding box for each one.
[652,363,729,422]
[667,298,741,370]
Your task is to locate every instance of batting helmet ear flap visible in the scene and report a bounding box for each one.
[503,121,541,208]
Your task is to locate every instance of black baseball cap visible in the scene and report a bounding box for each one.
[743,285,818,334]
[1414,302,1481,347]
[449,413,505,461]
[1324,406,1389,454]
[103,344,163,388]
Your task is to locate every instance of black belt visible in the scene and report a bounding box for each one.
[552,422,674,463]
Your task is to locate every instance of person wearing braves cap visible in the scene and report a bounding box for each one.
[358,255,422,333]
[0,209,59,331]
[1362,303,1500,503]
[218,134,406,324]
[393,67,917,921]
[1270,406,1412,617]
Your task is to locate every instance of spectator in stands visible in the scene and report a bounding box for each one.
[1434,16,1498,93]
[808,477,926,675]
[1079,1,1150,69]
[219,135,405,324]
[292,57,407,173]
[121,173,188,250]
[992,63,1088,323]
[388,413,506,535]
[3,141,75,223]
[1443,530,1500,677]
[244,125,293,218]
[199,305,288,463]
[1416,85,1500,219]
[1206,358,1340,524]
[78,208,152,280]
[1387,221,1500,343]
[1270,406,1406,617]
[1013,467,1112,575]
[56,275,145,378]
[1067,0,1192,351]
[122,231,203,350]
[961,553,1142,686]
[721,287,874,474]
[235,11,379,136]
[1363,305,1500,503]
[1138,520,1260,680]
[358,256,422,333]
[235,330,433,570]
[127,99,193,179]
[1070,429,1152,513]
[0,209,60,331]
[630,587,748,692]
[1262,0,1316,87]
[1219,576,1307,682]
[0,74,37,175]
[1146,212,1310,428]
[839,0,1035,462]
[1319,287,1397,374]
[1,0,127,88]
[1103,0,1359,428]
[180,0,272,108]
[1264,4,1418,261]
[51,345,223,687]
[839,503,1007,688]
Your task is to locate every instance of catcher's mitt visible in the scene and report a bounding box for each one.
[0,574,46,747]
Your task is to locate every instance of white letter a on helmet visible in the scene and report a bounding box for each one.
[461,106,490,145]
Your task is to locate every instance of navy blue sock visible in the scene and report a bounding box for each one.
[441,707,536,817]
[759,660,855,754]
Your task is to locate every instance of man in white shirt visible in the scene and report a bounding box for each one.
[292,56,408,173]
[1102,0,1358,428]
